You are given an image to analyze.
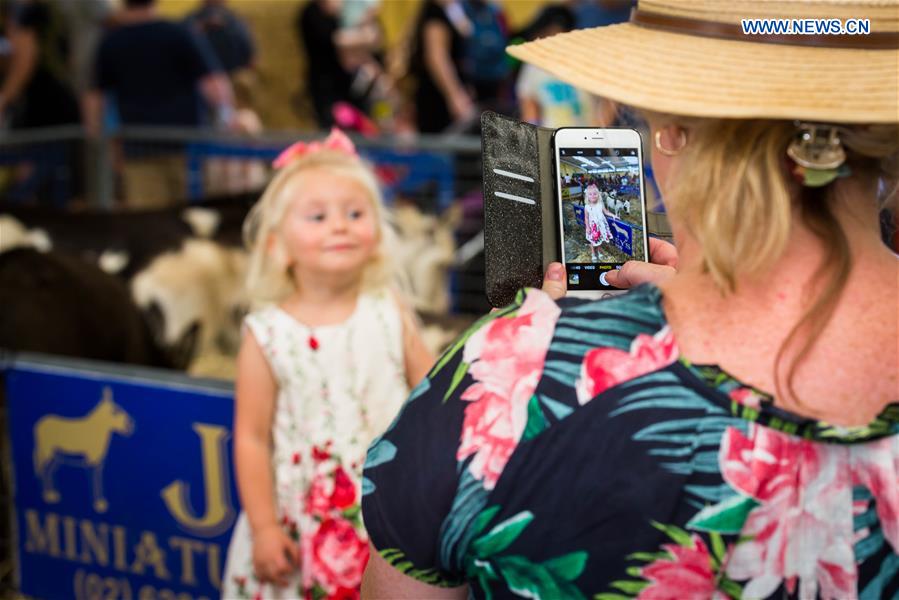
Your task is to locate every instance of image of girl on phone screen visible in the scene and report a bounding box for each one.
[584,181,612,261]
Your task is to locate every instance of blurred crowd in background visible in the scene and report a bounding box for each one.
[0,0,635,130]
[0,0,635,207]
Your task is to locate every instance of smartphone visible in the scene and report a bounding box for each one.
[553,128,648,299]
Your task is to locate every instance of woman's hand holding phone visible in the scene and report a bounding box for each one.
[541,238,679,301]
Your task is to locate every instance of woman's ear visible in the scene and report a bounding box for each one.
[650,123,688,196]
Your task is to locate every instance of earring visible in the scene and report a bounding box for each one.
[654,129,687,156]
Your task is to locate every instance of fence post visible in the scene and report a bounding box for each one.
[89,132,115,209]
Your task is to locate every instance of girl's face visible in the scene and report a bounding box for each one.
[276,167,379,282]
[585,185,600,204]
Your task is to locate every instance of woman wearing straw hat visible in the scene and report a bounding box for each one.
[360,1,898,598]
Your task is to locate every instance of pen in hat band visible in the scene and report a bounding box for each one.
[630,8,899,50]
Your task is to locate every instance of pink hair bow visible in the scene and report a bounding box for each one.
[272,127,357,169]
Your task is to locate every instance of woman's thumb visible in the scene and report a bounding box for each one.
[541,262,567,301]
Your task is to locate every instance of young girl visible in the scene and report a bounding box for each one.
[222,129,434,599]
[583,182,612,261]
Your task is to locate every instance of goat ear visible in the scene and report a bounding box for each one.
[172,322,201,370]
[144,301,166,347]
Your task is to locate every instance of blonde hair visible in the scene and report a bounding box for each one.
[648,113,898,402]
[243,150,398,304]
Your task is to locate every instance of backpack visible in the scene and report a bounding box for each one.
[460,0,509,83]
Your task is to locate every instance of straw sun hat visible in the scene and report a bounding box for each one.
[507,0,899,123]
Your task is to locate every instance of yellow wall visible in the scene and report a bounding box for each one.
[158,0,548,129]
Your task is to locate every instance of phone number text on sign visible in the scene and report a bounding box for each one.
[74,569,211,600]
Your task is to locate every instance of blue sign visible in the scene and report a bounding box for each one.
[4,356,238,600]
[607,218,634,256]
[573,204,585,227]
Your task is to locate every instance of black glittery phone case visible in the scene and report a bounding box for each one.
[481,111,561,307]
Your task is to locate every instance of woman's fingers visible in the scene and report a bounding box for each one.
[604,261,676,289]
[539,240,676,297]
[648,237,678,268]
[541,262,567,300]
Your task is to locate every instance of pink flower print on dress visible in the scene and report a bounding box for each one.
[305,471,333,518]
[575,326,678,404]
[457,290,561,489]
[330,466,357,510]
[301,517,369,594]
[590,222,601,243]
[719,425,857,600]
[638,535,724,600]
[312,446,332,462]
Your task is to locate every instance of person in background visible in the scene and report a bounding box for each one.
[0,0,81,204]
[183,0,255,76]
[84,0,235,209]
[571,0,634,29]
[184,0,263,196]
[408,0,474,134]
[52,0,114,95]
[0,0,78,128]
[459,0,510,116]
[514,4,596,128]
[297,0,381,129]
[360,0,898,597]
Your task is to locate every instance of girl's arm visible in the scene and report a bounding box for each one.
[403,314,435,388]
[392,288,436,387]
[234,331,298,583]
[235,332,279,533]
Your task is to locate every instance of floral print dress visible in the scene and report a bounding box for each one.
[585,200,612,247]
[222,289,409,600]
[362,285,899,600]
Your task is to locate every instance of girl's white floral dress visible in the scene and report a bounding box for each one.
[222,289,409,600]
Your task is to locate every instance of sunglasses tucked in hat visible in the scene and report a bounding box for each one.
[507,0,899,123]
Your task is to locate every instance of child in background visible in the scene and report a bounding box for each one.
[584,181,612,262]
[222,129,434,599]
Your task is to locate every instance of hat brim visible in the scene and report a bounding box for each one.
[507,24,899,123]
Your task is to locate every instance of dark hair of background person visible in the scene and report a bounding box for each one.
[511,5,576,43]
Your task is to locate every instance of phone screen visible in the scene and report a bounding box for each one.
[556,145,647,291]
